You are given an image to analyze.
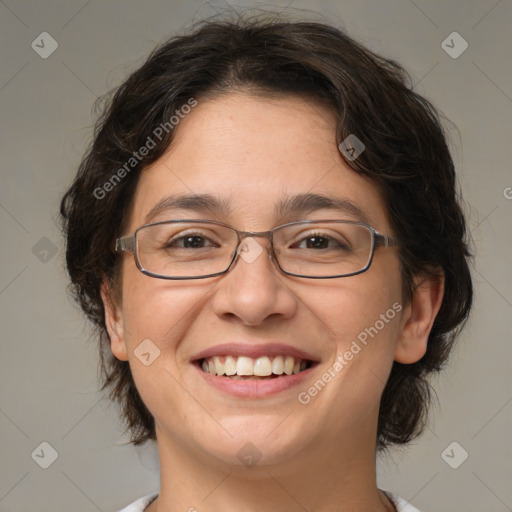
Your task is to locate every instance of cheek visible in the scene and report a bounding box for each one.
[292,272,404,440]
[307,256,404,384]
[314,263,402,341]
[118,272,209,415]
[119,267,208,354]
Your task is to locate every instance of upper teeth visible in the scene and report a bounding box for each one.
[201,355,308,376]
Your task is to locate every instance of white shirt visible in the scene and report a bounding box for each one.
[117,491,421,511]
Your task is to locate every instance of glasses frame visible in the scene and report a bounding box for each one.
[115,219,400,280]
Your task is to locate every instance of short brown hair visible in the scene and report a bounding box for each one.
[59,11,473,450]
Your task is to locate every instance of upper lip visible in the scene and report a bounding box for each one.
[191,343,320,363]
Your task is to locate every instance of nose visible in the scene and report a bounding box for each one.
[210,236,297,326]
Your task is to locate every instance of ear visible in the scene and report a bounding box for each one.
[394,271,444,364]
[100,277,129,362]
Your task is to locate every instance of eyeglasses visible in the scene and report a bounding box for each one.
[115,219,399,280]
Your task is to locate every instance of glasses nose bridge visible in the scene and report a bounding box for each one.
[234,229,276,263]
[237,228,273,240]
[236,228,275,249]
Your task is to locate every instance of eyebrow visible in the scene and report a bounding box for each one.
[144,194,231,223]
[276,193,370,224]
[144,192,370,224]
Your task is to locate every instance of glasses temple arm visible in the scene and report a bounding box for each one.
[374,233,401,248]
[115,235,135,253]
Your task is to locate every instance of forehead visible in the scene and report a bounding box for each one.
[126,92,390,231]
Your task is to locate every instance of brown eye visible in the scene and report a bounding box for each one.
[291,232,351,252]
[165,234,215,249]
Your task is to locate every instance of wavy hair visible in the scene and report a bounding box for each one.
[60,11,473,449]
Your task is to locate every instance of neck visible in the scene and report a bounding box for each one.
[146,414,395,512]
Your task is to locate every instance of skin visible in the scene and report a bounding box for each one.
[102,92,444,512]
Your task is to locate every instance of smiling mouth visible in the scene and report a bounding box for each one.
[197,355,314,380]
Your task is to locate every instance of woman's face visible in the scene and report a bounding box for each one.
[105,92,416,469]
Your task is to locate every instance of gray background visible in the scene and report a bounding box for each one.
[0,1,511,511]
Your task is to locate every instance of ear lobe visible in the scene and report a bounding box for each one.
[395,272,445,364]
[100,277,128,362]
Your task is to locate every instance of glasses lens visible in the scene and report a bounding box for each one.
[136,221,237,278]
[273,221,373,277]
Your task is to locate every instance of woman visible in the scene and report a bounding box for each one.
[60,12,473,512]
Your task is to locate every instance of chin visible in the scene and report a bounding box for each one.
[195,418,311,471]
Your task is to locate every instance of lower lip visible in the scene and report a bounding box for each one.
[193,363,315,398]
